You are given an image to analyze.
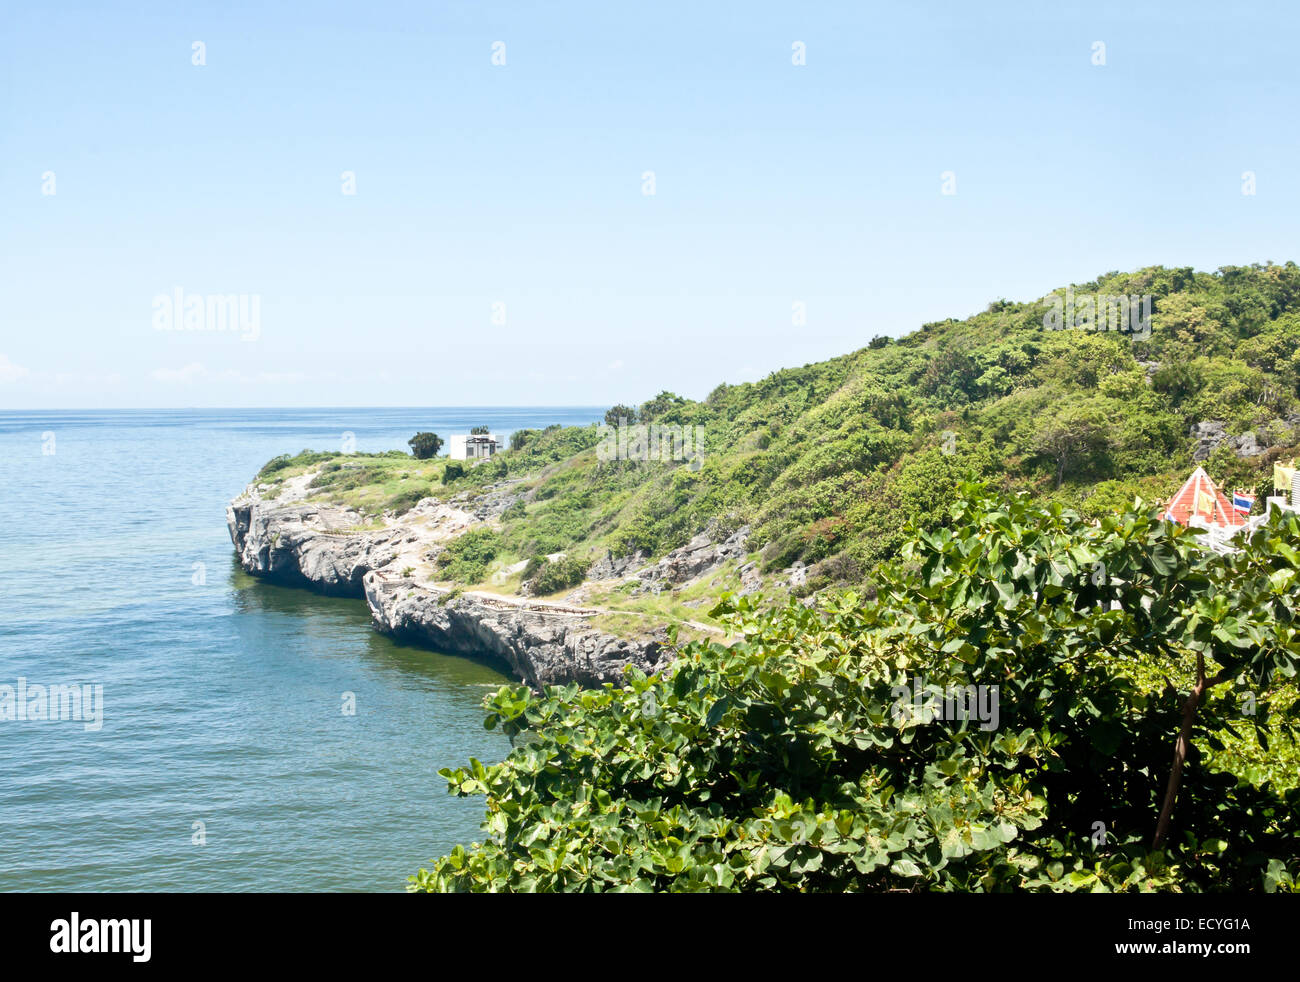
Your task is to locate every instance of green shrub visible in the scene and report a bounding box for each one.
[257,450,335,481]
[443,462,466,484]
[526,556,590,595]
[414,486,1300,892]
[436,527,500,583]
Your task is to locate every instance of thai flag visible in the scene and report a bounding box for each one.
[1232,491,1255,515]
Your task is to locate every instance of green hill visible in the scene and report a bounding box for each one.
[402,262,1300,592]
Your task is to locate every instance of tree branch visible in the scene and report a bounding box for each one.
[1152,652,1208,850]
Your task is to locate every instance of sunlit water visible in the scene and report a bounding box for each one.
[0,407,599,891]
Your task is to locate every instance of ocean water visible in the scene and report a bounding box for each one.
[0,407,601,891]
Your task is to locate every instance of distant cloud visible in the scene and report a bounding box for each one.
[0,354,29,383]
[607,360,625,371]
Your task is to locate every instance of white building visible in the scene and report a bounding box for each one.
[448,433,500,461]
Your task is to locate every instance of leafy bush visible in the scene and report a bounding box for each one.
[526,556,590,596]
[414,486,1300,892]
[436,527,500,584]
[443,462,466,484]
[257,450,335,481]
[257,454,293,478]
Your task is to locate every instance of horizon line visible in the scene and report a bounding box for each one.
[0,404,611,413]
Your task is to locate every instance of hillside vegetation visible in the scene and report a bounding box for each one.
[254,264,1300,617]
[415,488,1300,892]
[404,263,1300,893]
[289,265,1300,591]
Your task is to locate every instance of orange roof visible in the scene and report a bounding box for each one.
[1162,467,1247,529]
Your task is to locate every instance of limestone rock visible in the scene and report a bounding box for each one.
[587,549,648,581]
[228,478,667,689]
[364,574,668,689]
[633,526,750,589]
[1190,420,1228,461]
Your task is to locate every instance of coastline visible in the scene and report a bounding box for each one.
[226,470,671,688]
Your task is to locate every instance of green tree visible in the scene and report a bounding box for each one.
[1032,402,1114,488]
[409,432,444,460]
[638,391,686,423]
[605,404,638,426]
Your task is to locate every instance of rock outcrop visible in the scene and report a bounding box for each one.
[364,574,668,688]
[227,474,474,595]
[587,549,648,581]
[631,526,750,591]
[1190,420,1268,461]
[227,476,666,688]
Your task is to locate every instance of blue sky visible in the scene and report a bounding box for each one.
[2,0,1297,408]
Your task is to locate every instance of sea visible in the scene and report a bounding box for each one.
[0,407,601,891]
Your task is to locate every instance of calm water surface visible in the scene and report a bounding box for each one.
[0,407,599,891]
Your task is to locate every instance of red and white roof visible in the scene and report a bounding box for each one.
[1162,467,1247,529]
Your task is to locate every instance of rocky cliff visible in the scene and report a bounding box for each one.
[362,574,670,689]
[227,475,668,687]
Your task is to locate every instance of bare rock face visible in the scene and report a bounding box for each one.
[1190,420,1229,461]
[1235,431,1264,458]
[228,477,668,689]
[451,480,528,521]
[227,503,396,595]
[363,574,669,689]
[632,526,750,590]
[1189,421,1266,461]
[737,561,763,595]
[226,480,468,596]
[587,549,648,581]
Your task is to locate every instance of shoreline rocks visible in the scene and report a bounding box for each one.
[363,574,668,689]
[227,479,667,688]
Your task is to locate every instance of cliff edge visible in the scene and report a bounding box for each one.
[226,473,671,687]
